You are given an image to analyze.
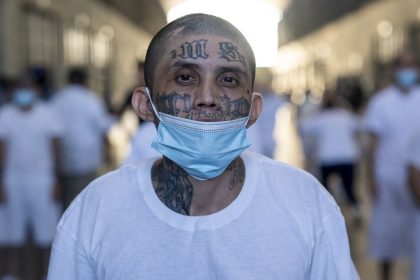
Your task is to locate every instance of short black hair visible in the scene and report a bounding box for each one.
[393,49,420,68]
[144,13,256,95]
[68,67,87,85]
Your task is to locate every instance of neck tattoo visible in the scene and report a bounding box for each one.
[151,157,245,216]
[152,158,193,215]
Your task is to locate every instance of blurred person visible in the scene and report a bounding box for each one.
[123,121,160,165]
[364,50,420,280]
[272,92,305,168]
[0,77,17,106]
[28,66,52,101]
[118,60,145,120]
[0,85,64,280]
[246,71,285,158]
[48,13,358,279]
[407,128,420,280]
[119,60,161,165]
[301,91,362,225]
[51,68,116,210]
[297,89,321,177]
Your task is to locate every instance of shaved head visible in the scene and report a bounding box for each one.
[144,13,256,94]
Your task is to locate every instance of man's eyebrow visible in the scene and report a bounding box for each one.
[169,61,200,70]
[218,66,248,76]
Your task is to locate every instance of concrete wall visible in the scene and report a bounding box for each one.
[0,0,152,106]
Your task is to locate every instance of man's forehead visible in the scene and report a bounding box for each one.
[164,34,248,68]
[169,34,244,52]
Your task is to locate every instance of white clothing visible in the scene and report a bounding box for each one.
[407,129,420,280]
[407,129,420,168]
[3,177,60,246]
[124,122,160,165]
[301,108,360,165]
[52,85,115,175]
[247,93,284,158]
[364,85,420,181]
[49,152,358,280]
[0,103,64,181]
[0,103,63,246]
[0,205,8,245]
[363,85,420,259]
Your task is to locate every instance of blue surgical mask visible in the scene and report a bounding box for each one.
[13,88,37,107]
[395,68,418,89]
[145,87,251,180]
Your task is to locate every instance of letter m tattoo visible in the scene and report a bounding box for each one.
[174,40,209,59]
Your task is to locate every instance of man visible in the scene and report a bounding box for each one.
[52,68,115,210]
[364,50,420,280]
[0,86,63,280]
[301,91,362,226]
[48,14,358,279]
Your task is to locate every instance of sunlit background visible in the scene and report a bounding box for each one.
[167,0,282,67]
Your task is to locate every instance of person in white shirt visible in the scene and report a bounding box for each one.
[48,13,358,280]
[246,72,285,158]
[52,68,116,210]
[123,121,160,165]
[0,86,64,280]
[301,92,361,224]
[407,128,420,280]
[298,89,322,177]
[364,50,420,280]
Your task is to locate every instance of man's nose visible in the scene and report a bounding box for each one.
[193,81,220,109]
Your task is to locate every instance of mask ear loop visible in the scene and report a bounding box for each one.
[144,87,162,122]
[245,93,255,127]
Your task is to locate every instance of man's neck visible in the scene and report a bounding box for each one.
[151,157,245,216]
[396,85,413,94]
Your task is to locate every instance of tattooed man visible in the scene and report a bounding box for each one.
[48,13,359,280]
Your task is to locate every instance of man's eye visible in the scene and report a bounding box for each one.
[221,76,238,85]
[177,74,193,82]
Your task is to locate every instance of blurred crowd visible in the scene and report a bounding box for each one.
[0,49,420,280]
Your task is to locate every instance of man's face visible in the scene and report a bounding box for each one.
[397,51,418,69]
[151,34,253,122]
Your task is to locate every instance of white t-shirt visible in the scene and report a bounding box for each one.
[48,152,359,280]
[301,108,360,165]
[407,129,420,168]
[247,93,285,158]
[52,85,115,175]
[364,85,420,180]
[0,103,64,181]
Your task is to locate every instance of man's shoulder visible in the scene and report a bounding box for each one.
[245,152,340,235]
[82,164,147,199]
[245,152,331,201]
[371,86,396,103]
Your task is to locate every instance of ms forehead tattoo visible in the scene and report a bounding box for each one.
[218,42,246,66]
[171,39,209,60]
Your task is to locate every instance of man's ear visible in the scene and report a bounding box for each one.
[132,87,155,123]
[246,93,263,128]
